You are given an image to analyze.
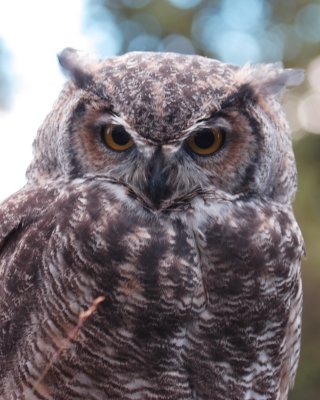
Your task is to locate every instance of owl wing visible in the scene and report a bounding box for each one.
[0,185,58,244]
[0,185,58,377]
[279,235,303,398]
[0,182,98,396]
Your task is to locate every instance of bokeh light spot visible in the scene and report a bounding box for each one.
[159,34,195,54]
[208,30,261,64]
[128,34,160,52]
[220,0,268,31]
[307,56,320,91]
[283,94,302,136]
[298,94,320,134]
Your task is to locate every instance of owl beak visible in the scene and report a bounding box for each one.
[145,147,170,209]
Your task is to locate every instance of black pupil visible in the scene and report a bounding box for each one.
[111,126,131,145]
[194,129,215,149]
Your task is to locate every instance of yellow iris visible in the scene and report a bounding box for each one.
[103,125,134,151]
[187,128,224,156]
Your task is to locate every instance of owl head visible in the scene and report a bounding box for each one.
[26,48,303,207]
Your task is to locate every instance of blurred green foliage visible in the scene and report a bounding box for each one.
[84,1,320,398]
[292,135,320,399]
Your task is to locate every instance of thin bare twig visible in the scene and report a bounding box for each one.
[31,295,106,395]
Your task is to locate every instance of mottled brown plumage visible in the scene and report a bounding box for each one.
[0,49,304,399]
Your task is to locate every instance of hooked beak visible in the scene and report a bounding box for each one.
[145,147,170,209]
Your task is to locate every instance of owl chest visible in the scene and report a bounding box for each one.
[42,204,208,335]
[92,213,207,323]
[48,197,287,329]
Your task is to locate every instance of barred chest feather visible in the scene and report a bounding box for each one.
[0,178,303,400]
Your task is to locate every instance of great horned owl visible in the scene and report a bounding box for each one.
[0,48,304,400]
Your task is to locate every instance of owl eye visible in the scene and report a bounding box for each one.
[102,124,134,151]
[187,128,224,156]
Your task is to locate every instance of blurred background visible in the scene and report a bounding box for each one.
[0,0,319,398]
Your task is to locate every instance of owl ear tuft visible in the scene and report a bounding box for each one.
[236,63,304,97]
[260,65,304,96]
[57,47,94,89]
